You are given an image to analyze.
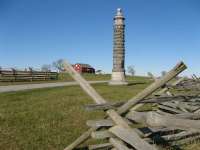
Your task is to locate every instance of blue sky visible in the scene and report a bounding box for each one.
[0,0,200,76]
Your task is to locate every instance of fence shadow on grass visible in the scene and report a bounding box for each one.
[127,82,147,86]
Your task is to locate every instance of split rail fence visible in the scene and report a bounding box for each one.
[0,69,58,82]
[62,60,200,150]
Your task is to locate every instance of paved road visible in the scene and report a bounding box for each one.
[0,81,108,93]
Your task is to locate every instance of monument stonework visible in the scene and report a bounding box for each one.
[109,8,128,85]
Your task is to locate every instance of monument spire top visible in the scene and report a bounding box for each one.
[116,8,123,16]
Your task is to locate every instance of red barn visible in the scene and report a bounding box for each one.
[72,63,95,74]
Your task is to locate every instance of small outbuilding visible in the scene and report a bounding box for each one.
[72,63,95,74]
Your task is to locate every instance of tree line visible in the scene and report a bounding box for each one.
[41,60,167,77]
[41,59,65,72]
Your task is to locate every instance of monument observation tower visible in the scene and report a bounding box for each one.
[109,8,128,85]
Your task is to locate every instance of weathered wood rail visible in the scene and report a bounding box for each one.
[63,60,189,150]
[0,69,58,82]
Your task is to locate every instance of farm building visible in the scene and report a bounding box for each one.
[72,63,95,74]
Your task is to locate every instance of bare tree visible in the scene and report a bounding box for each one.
[147,72,158,81]
[127,65,135,76]
[161,71,167,77]
[52,59,65,72]
[28,67,33,72]
[147,72,155,78]
[41,64,51,72]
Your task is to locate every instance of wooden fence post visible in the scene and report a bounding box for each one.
[29,68,33,82]
[56,72,59,80]
[11,68,16,82]
[0,67,2,81]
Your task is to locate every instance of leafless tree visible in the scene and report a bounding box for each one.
[41,64,51,72]
[147,72,154,78]
[127,65,135,76]
[161,71,167,77]
[52,59,65,72]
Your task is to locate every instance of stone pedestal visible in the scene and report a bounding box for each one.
[109,8,128,85]
[109,72,127,85]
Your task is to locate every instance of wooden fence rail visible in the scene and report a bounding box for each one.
[0,69,58,82]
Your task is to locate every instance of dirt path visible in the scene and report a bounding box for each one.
[0,81,108,93]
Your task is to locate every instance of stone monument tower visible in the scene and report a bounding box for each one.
[109,8,127,85]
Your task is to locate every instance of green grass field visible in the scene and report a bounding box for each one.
[0,74,199,150]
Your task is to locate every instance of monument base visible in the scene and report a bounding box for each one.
[109,72,128,85]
